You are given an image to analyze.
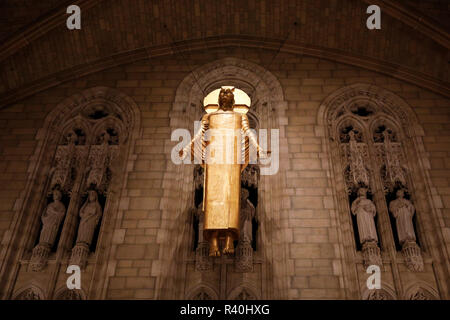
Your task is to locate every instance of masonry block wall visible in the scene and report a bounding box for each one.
[0,47,448,299]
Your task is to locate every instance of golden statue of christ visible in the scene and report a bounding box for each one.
[180,87,267,257]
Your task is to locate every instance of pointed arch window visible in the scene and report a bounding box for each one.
[321,85,429,283]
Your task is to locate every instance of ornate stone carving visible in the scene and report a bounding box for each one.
[56,289,84,300]
[361,241,383,269]
[235,242,253,273]
[235,188,255,272]
[49,131,80,193]
[374,128,407,192]
[30,189,66,272]
[14,288,43,300]
[351,188,378,244]
[85,130,119,193]
[234,288,256,300]
[389,189,423,272]
[29,244,51,272]
[409,289,429,300]
[340,128,370,192]
[351,188,382,267]
[407,288,436,300]
[191,289,213,300]
[70,243,90,270]
[195,242,212,272]
[401,241,424,272]
[241,165,260,189]
[366,289,392,300]
[194,204,212,272]
[389,189,417,244]
[70,190,103,269]
[347,130,370,189]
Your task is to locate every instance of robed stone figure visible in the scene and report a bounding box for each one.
[75,190,103,246]
[38,189,66,247]
[239,188,255,243]
[351,188,378,244]
[389,189,416,245]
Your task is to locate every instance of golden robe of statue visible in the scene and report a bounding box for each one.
[180,88,266,256]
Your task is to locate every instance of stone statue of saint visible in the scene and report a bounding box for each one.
[389,189,416,245]
[351,188,378,244]
[239,188,255,243]
[38,189,66,247]
[75,190,103,246]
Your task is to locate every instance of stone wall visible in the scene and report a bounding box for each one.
[0,47,448,299]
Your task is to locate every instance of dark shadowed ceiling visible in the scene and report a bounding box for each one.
[0,0,449,107]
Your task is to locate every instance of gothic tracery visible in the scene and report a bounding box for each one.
[321,84,433,299]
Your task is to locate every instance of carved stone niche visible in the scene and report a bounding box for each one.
[366,289,394,300]
[70,189,104,269]
[375,123,424,272]
[339,124,370,192]
[235,188,256,273]
[351,188,383,269]
[50,128,88,194]
[13,287,44,300]
[406,287,438,300]
[85,128,119,193]
[55,289,84,300]
[228,286,259,300]
[362,284,397,300]
[188,286,218,300]
[373,125,407,193]
[30,188,68,272]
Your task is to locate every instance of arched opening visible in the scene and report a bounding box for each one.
[318,83,445,299]
[156,57,289,299]
[2,87,140,300]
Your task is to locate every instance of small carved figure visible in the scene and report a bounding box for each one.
[97,130,111,145]
[239,188,255,243]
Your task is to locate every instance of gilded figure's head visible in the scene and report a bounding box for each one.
[218,88,235,111]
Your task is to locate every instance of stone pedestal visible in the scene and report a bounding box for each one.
[402,240,424,272]
[362,240,382,268]
[70,243,90,269]
[235,240,253,273]
[195,242,212,272]
[30,244,51,272]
